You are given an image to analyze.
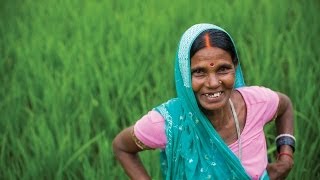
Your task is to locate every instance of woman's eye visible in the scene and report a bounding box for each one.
[192,69,205,76]
[220,67,227,71]
[218,66,230,73]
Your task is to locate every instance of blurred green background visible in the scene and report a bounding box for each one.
[0,0,319,179]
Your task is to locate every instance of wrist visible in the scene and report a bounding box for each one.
[278,144,294,154]
[276,134,295,153]
[277,151,294,168]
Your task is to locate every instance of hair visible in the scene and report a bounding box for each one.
[190,29,238,65]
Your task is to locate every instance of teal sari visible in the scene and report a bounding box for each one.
[154,24,250,179]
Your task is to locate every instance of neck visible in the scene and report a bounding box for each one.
[203,102,232,130]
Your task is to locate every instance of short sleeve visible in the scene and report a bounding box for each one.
[237,86,280,124]
[258,86,280,123]
[133,110,167,149]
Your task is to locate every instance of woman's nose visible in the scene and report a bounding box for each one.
[206,74,220,88]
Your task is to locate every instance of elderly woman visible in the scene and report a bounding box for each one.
[112,23,294,180]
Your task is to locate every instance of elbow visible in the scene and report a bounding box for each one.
[112,135,122,159]
[112,127,139,160]
[112,131,132,159]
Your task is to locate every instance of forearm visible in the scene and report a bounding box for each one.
[267,93,294,179]
[115,150,151,180]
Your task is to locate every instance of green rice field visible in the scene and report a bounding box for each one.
[0,0,319,179]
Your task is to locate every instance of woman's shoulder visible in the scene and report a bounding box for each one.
[236,85,273,93]
[153,98,183,117]
[236,86,278,104]
[154,98,182,108]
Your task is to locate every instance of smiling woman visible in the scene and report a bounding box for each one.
[112,23,295,180]
[191,47,235,111]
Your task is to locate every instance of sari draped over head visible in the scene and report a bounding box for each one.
[154,24,250,179]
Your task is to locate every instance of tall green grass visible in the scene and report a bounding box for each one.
[0,0,319,179]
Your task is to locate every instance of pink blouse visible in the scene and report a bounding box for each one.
[134,86,279,179]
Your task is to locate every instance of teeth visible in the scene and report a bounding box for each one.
[205,92,222,98]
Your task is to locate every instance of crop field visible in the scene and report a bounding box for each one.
[0,0,319,179]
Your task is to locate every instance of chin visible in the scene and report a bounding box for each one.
[199,98,229,111]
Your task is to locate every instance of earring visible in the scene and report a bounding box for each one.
[219,80,222,84]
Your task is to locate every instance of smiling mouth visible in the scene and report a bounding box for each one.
[204,92,222,98]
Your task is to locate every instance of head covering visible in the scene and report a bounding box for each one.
[154,23,250,179]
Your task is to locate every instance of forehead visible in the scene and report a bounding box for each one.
[191,47,232,63]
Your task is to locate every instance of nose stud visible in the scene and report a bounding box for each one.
[219,80,222,84]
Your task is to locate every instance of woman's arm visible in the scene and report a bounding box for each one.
[267,92,294,179]
[112,126,151,180]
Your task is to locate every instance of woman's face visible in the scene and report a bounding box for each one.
[191,47,235,111]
